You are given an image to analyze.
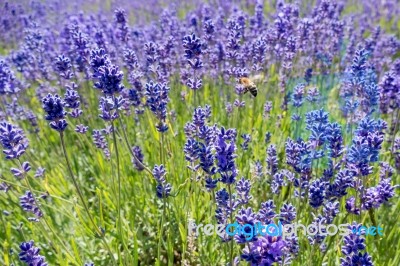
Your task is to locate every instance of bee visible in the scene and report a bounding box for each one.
[238,77,258,97]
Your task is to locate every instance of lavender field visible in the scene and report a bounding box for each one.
[0,0,400,265]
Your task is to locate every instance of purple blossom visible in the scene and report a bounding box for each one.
[131,146,145,171]
[41,94,68,132]
[215,127,237,184]
[152,165,171,198]
[0,121,29,159]
[19,241,48,266]
[20,191,43,220]
[236,177,252,205]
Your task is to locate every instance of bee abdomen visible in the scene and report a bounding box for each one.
[248,85,257,97]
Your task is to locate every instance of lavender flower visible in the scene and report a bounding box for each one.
[279,203,296,225]
[309,179,327,208]
[94,65,124,95]
[0,59,18,94]
[0,121,28,159]
[131,146,145,171]
[341,223,373,266]
[92,130,110,160]
[240,134,251,151]
[258,200,276,224]
[266,145,278,176]
[236,177,252,205]
[241,235,286,265]
[215,127,237,184]
[345,197,360,215]
[326,123,344,158]
[89,48,110,78]
[55,55,73,79]
[75,124,89,134]
[19,191,43,220]
[183,33,203,90]
[41,94,68,132]
[145,81,170,132]
[34,167,45,178]
[198,142,217,176]
[152,165,171,198]
[19,241,48,266]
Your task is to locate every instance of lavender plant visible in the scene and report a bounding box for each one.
[0,1,399,265]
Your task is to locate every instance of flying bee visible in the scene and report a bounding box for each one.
[238,77,257,97]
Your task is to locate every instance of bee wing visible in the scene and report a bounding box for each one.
[250,74,265,83]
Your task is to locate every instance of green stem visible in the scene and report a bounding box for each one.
[111,119,125,264]
[390,109,400,153]
[157,197,166,266]
[320,213,349,263]
[60,132,116,264]
[118,119,154,178]
[227,184,234,264]
[17,159,80,265]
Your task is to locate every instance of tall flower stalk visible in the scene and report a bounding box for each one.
[41,93,116,264]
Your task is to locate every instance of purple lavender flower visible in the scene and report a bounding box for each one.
[279,203,296,225]
[271,171,285,194]
[0,59,18,94]
[19,191,43,220]
[94,65,124,95]
[55,55,73,80]
[183,33,203,90]
[92,130,110,160]
[341,223,373,266]
[115,9,129,42]
[323,201,339,223]
[198,142,217,176]
[124,49,138,70]
[41,94,68,132]
[345,197,360,215]
[305,109,329,147]
[0,121,29,159]
[304,68,312,84]
[152,165,171,198]
[306,87,319,103]
[258,200,276,224]
[34,167,45,178]
[205,177,218,190]
[292,83,305,108]
[265,132,271,145]
[326,122,344,158]
[11,161,31,178]
[240,134,251,151]
[184,138,200,170]
[215,188,236,224]
[309,179,327,208]
[379,71,399,114]
[131,146,145,171]
[64,89,80,109]
[215,127,237,184]
[263,101,272,117]
[236,177,252,205]
[307,215,328,245]
[145,81,170,132]
[0,182,11,193]
[89,48,110,78]
[183,33,202,60]
[75,124,88,134]
[19,240,47,266]
[266,144,278,176]
[241,235,286,265]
